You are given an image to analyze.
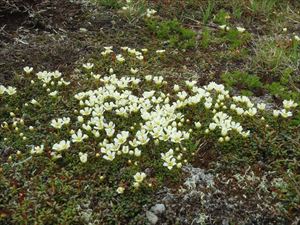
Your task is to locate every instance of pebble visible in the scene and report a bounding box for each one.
[146,211,158,224]
[150,203,166,215]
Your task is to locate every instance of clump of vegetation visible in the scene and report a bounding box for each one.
[252,37,300,75]
[217,26,252,49]
[221,71,263,95]
[201,0,215,24]
[251,37,300,102]
[119,0,157,24]
[213,9,230,25]
[249,0,279,16]
[2,0,300,223]
[0,46,299,223]
[146,19,196,49]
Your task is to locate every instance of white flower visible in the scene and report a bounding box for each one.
[283,99,298,109]
[246,108,257,117]
[163,157,176,170]
[23,66,33,74]
[103,151,115,161]
[204,101,212,109]
[77,116,84,123]
[294,35,300,41]
[30,99,39,105]
[145,75,152,81]
[236,27,246,33]
[122,145,129,154]
[53,71,62,78]
[241,130,250,138]
[79,152,88,163]
[51,119,64,129]
[60,78,70,86]
[105,127,115,137]
[273,110,280,117]
[177,91,188,100]
[116,187,125,194]
[236,107,244,115]
[116,54,125,62]
[6,86,17,95]
[195,122,202,128]
[280,109,292,118]
[52,140,70,152]
[72,129,88,143]
[219,25,227,30]
[136,55,144,60]
[130,68,139,74]
[49,91,58,97]
[133,182,140,188]
[257,103,266,111]
[62,117,70,124]
[50,117,70,129]
[136,130,149,145]
[31,145,44,154]
[170,131,184,143]
[173,84,180,92]
[133,172,146,183]
[153,76,164,85]
[209,123,217,130]
[83,63,94,70]
[93,74,101,80]
[134,148,141,157]
[0,85,6,95]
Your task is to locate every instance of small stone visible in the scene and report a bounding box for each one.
[162,192,175,203]
[146,211,158,224]
[150,204,166,215]
[222,218,229,225]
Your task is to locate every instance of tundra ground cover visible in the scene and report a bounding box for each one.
[1,0,300,224]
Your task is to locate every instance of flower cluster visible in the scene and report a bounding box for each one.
[272,100,298,118]
[0,85,17,96]
[161,149,182,170]
[51,140,70,159]
[23,66,33,74]
[51,117,71,129]
[2,46,298,191]
[133,172,146,188]
[30,145,44,154]
[121,0,156,18]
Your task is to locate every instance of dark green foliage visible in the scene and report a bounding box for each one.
[219,28,251,49]
[221,71,263,94]
[265,82,299,100]
[201,0,215,24]
[213,9,230,25]
[146,19,196,49]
